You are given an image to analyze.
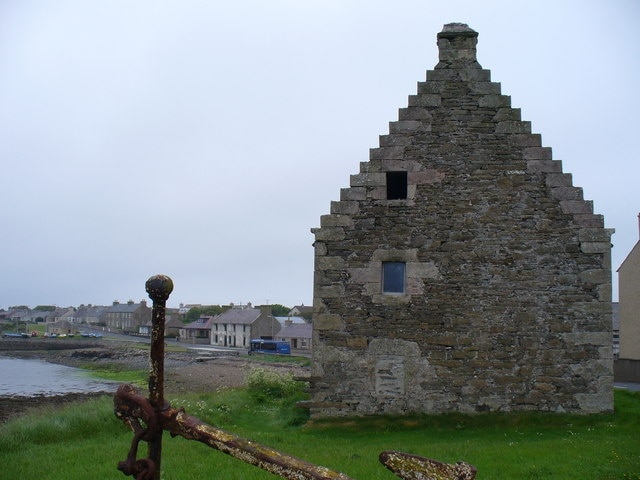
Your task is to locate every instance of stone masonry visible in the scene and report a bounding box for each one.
[310,23,614,417]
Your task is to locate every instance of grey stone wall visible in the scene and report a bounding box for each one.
[310,23,613,417]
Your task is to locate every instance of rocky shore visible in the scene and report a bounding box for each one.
[0,338,309,423]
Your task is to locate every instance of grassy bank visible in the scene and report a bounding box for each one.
[79,361,149,387]
[0,378,638,479]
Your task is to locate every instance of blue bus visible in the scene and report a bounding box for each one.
[249,339,291,355]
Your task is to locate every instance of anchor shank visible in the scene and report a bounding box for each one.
[145,274,174,480]
[163,408,356,480]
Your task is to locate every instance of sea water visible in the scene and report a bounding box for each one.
[0,356,118,396]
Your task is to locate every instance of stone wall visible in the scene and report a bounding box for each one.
[310,23,613,417]
[0,338,101,351]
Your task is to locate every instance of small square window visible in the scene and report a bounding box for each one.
[382,262,406,293]
[386,171,407,199]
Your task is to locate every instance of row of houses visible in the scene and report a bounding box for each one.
[0,300,313,352]
[0,300,150,328]
[178,304,312,352]
[1,306,79,324]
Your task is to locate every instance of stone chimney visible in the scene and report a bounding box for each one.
[435,22,481,69]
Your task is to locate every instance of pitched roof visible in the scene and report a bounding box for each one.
[75,305,107,318]
[108,302,147,313]
[213,308,261,325]
[277,322,312,338]
[617,239,640,272]
[289,305,312,314]
[183,317,215,330]
[275,316,307,324]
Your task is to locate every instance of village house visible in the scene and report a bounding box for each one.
[45,307,76,324]
[310,23,613,417]
[2,307,31,323]
[139,308,184,338]
[616,216,640,382]
[179,315,215,344]
[175,309,230,346]
[45,319,76,336]
[103,300,151,333]
[177,303,202,320]
[288,304,313,320]
[70,304,107,325]
[27,309,49,323]
[276,318,312,351]
[209,304,281,349]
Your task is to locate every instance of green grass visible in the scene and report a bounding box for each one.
[245,353,312,367]
[79,362,149,387]
[1,382,638,480]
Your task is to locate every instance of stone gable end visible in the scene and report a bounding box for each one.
[310,23,614,417]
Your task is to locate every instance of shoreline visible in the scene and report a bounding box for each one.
[0,339,310,424]
[0,392,112,424]
[0,340,140,423]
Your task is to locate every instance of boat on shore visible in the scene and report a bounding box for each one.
[2,332,31,339]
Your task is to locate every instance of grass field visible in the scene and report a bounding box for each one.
[0,371,638,480]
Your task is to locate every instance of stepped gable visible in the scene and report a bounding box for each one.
[310,23,613,418]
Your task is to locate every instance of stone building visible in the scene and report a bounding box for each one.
[103,300,151,333]
[210,305,281,348]
[310,23,613,417]
[617,218,640,361]
[181,316,215,344]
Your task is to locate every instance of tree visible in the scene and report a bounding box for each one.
[184,305,226,322]
[268,304,290,317]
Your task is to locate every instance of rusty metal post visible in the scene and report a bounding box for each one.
[144,274,173,480]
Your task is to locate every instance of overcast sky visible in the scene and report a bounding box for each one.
[1,1,638,309]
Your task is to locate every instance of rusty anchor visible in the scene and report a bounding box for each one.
[114,274,476,480]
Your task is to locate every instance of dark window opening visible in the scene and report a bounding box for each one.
[382,262,406,294]
[386,171,408,199]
